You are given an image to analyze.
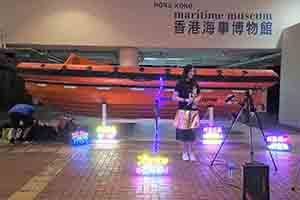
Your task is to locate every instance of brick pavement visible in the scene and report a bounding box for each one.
[0,141,300,200]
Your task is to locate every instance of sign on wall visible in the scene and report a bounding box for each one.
[154,1,273,37]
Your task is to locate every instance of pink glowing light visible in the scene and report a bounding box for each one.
[266,135,288,143]
[266,135,291,151]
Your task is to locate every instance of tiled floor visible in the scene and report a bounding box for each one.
[0,140,300,200]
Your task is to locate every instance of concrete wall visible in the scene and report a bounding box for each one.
[0,0,300,48]
[279,23,300,128]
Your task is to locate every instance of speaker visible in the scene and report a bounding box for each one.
[242,162,270,200]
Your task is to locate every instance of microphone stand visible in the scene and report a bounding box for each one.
[153,77,164,154]
[210,89,278,171]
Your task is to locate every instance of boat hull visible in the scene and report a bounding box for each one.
[25,82,266,119]
[16,57,278,119]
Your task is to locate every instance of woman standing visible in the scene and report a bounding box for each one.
[173,65,201,161]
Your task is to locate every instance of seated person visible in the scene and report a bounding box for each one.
[22,120,58,142]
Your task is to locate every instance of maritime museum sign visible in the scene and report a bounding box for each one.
[154,1,273,36]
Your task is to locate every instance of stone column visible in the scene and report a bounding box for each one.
[279,24,300,128]
[119,47,139,66]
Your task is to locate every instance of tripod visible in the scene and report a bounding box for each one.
[210,89,278,171]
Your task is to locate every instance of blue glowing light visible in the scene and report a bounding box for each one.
[136,165,169,176]
[71,130,89,145]
[152,76,164,154]
[268,143,290,151]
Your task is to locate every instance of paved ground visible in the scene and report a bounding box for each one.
[1,139,300,200]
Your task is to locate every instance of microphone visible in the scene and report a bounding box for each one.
[187,92,197,105]
[225,95,235,103]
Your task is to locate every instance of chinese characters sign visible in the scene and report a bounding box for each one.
[174,20,272,35]
[154,1,273,36]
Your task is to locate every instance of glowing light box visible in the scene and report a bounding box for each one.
[71,130,89,145]
[96,125,117,139]
[266,135,291,151]
[202,126,223,144]
[136,153,169,176]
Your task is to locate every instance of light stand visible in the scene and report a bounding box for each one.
[153,97,160,154]
[136,77,169,176]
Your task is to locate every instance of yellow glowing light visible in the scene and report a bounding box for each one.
[96,125,117,139]
[96,125,117,134]
[137,153,169,166]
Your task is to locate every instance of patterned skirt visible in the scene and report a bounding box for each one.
[173,109,200,130]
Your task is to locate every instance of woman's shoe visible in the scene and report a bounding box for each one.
[189,152,197,161]
[182,152,189,161]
